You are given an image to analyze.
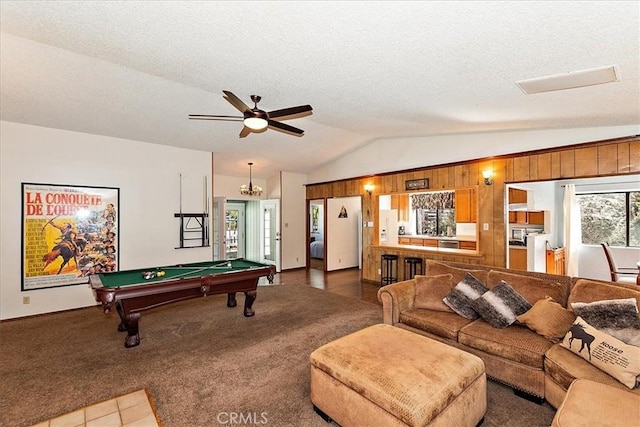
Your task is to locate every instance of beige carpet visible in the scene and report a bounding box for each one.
[1,283,555,427]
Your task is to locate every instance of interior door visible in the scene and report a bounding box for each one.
[260,199,281,272]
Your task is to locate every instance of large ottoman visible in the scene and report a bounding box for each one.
[551,379,640,426]
[310,324,486,427]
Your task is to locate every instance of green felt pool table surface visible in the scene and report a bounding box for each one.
[96,259,268,288]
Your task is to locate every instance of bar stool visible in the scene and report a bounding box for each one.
[404,257,423,280]
[380,254,399,286]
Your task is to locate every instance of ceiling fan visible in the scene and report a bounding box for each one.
[189,90,313,138]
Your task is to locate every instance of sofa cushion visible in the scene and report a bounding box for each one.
[560,317,640,389]
[425,260,489,284]
[400,309,474,341]
[458,320,553,368]
[443,273,489,320]
[414,274,454,312]
[545,344,640,394]
[470,281,532,328]
[517,296,576,342]
[570,298,640,347]
[568,278,640,307]
[551,379,640,427]
[487,270,566,305]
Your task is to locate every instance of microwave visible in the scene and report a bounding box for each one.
[511,228,527,241]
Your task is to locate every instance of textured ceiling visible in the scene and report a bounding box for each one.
[1,1,639,179]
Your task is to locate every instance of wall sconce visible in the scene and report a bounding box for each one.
[482,170,493,186]
[364,184,375,195]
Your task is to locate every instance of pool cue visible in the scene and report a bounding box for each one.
[158,262,233,280]
[179,173,184,248]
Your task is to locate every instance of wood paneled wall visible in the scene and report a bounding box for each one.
[306,136,640,282]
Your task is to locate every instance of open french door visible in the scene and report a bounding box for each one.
[259,199,281,272]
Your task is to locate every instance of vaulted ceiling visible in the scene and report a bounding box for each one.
[1,1,638,179]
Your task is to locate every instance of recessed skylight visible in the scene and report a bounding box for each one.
[516,65,619,94]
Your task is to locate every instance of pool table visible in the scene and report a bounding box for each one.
[89,259,275,348]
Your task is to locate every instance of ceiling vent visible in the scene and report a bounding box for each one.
[516,65,619,94]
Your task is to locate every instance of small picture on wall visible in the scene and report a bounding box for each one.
[338,206,348,218]
[21,182,120,291]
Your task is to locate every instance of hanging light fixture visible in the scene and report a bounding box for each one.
[239,162,263,196]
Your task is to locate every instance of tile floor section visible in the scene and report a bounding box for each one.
[28,389,161,427]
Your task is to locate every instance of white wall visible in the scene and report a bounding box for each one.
[1,122,213,319]
[213,174,267,202]
[280,172,306,270]
[326,197,361,271]
[307,126,640,183]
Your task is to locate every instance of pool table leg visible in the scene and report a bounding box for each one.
[115,301,141,348]
[243,290,257,317]
[226,291,257,317]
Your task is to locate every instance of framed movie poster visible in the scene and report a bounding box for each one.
[21,183,120,291]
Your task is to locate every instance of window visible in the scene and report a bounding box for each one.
[577,191,640,247]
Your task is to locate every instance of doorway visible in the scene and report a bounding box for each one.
[259,199,281,271]
[225,202,245,259]
[309,199,325,270]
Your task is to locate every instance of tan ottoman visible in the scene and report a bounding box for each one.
[551,379,640,426]
[310,324,486,427]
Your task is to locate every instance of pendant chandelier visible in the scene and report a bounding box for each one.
[239,162,263,196]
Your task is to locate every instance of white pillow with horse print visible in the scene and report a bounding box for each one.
[561,316,640,389]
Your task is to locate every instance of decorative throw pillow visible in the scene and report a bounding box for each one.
[414,274,454,312]
[571,298,640,347]
[442,273,488,320]
[471,281,532,328]
[425,260,489,285]
[516,296,576,342]
[561,316,640,389]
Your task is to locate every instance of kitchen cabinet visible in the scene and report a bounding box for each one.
[509,247,527,271]
[509,188,528,204]
[459,241,477,250]
[508,210,544,225]
[546,247,566,275]
[423,238,438,247]
[455,188,477,223]
[528,211,544,225]
[391,194,410,222]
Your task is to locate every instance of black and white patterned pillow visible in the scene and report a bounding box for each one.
[442,273,489,320]
[471,281,532,328]
[571,298,640,347]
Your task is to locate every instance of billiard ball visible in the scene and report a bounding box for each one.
[142,271,155,280]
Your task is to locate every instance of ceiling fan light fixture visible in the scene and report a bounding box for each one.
[243,116,268,130]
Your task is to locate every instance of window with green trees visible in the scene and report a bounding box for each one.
[577,191,640,247]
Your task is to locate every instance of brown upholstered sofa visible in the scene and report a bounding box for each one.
[377,260,640,409]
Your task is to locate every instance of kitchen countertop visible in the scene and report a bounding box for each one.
[374,243,482,257]
[399,235,477,242]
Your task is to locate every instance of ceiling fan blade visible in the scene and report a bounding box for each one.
[239,126,251,138]
[222,90,251,113]
[188,114,243,121]
[268,120,304,137]
[267,105,313,120]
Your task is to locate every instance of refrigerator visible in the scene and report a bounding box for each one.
[379,209,398,244]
